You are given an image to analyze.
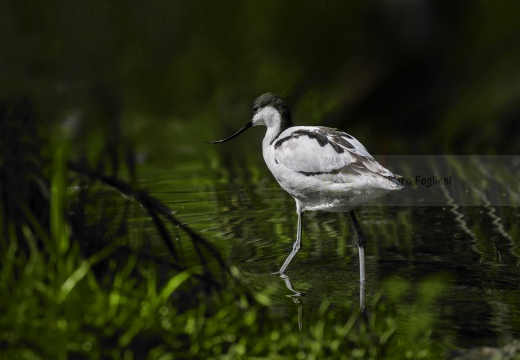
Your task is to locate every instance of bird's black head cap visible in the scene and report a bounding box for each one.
[252,93,293,131]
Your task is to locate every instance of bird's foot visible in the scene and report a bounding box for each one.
[271,270,288,279]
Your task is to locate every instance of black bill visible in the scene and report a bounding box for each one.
[208,121,253,144]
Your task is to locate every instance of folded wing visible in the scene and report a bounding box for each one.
[273,127,399,186]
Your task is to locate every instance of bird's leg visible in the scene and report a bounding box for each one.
[350,210,366,284]
[279,205,303,275]
[350,210,367,314]
[359,278,366,316]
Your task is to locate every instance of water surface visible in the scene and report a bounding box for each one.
[139,153,520,349]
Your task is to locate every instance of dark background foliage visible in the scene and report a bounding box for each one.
[1,0,519,156]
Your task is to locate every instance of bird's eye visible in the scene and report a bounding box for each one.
[252,106,258,113]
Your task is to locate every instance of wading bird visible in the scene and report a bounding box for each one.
[210,93,402,284]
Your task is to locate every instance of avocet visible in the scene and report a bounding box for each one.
[210,93,402,283]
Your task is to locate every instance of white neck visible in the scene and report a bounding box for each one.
[252,106,283,150]
[262,124,281,151]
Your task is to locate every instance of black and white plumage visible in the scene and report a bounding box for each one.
[210,93,402,285]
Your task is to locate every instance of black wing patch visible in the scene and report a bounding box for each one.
[298,168,342,176]
[274,129,355,154]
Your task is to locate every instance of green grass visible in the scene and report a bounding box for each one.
[0,236,451,359]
